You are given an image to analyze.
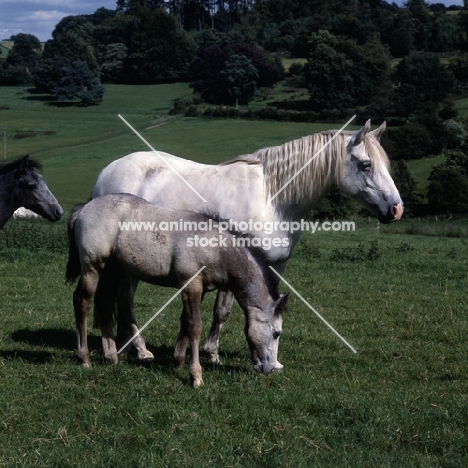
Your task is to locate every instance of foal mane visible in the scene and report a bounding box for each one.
[220,129,390,207]
[0,155,42,176]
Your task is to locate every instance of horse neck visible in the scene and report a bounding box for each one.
[0,172,16,229]
[258,132,346,217]
[226,249,274,311]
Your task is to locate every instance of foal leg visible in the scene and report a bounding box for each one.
[174,285,204,387]
[116,276,154,361]
[203,289,235,364]
[94,268,120,364]
[73,270,99,367]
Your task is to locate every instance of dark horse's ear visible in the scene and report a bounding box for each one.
[274,292,289,315]
[14,155,31,179]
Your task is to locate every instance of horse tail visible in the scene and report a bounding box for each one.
[65,203,86,284]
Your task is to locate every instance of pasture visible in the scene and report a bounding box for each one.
[0,85,467,466]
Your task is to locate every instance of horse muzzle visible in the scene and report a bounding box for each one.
[377,202,403,224]
[253,361,284,375]
[29,203,64,221]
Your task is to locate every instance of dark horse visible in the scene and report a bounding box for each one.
[0,155,63,229]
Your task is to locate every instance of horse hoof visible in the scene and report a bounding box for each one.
[204,350,222,365]
[191,377,204,388]
[105,355,118,365]
[137,350,154,362]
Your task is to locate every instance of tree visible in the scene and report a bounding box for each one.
[391,159,420,206]
[6,34,42,69]
[53,61,104,104]
[125,9,196,83]
[101,43,128,83]
[220,54,258,105]
[2,33,42,85]
[190,41,281,105]
[392,53,454,119]
[191,46,228,103]
[427,164,468,213]
[304,30,390,112]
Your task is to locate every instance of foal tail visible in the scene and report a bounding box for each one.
[65,203,86,284]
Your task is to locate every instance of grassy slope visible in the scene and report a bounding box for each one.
[0,85,339,210]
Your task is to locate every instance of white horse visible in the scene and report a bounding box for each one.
[93,120,403,363]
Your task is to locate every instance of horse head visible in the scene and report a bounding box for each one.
[13,156,64,221]
[339,121,403,223]
[246,292,289,375]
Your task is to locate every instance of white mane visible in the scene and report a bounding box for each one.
[221,130,390,207]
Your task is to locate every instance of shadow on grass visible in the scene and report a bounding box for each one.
[11,327,88,350]
[7,327,250,378]
[0,349,55,364]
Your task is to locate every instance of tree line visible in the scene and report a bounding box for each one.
[1,0,468,214]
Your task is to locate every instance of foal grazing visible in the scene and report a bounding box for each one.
[0,155,63,229]
[66,194,288,387]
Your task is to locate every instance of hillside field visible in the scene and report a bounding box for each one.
[0,85,466,467]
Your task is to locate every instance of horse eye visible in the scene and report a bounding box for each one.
[272,330,281,340]
[359,161,372,171]
[19,180,36,189]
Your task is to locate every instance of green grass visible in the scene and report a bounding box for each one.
[0,85,347,211]
[0,84,467,466]
[0,218,466,466]
[454,97,468,118]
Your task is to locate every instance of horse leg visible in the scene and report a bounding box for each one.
[73,270,99,367]
[174,285,204,387]
[94,267,121,364]
[203,289,235,364]
[116,276,154,361]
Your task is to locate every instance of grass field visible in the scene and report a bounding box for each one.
[0,217,466,467]
[0,85,467,466]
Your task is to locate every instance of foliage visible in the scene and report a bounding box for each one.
[304,31,391,112]
[219,54,258,105]
[427,150,468,213]
[190,42,282,105]
[5,34,41,71]
[392,52,454,119]
[391,159,421,207]
[124,9,196,83]
[52,61,104,104]
[0,34,42,85]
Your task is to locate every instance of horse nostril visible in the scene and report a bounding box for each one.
[392,203,403,221]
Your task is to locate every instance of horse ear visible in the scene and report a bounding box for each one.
[17,155,30,176]
[274,292,289,315]
[369,121,386,141]
[350,120,371,147]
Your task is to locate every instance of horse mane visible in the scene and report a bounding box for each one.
[0,155,42,176]
[220,130,390,208]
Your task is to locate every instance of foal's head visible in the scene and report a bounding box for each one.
[2,155,63,221]
[245,291,289,375]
